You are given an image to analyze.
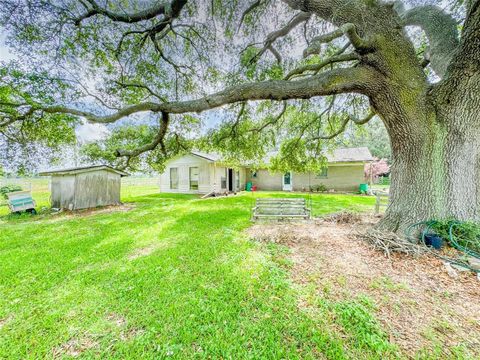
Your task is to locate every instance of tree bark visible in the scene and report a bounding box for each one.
[376,77,480,232]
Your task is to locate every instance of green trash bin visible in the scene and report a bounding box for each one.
[359,183,369,194]
[246,181,253,191]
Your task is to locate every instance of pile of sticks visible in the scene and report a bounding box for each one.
[322,211,362,224]
[357,229,428,259]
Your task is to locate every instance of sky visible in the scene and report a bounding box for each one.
[0,32,110,146]
[0,33,14,61]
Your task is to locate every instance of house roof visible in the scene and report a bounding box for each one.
[38,165,129,177]
[325,147,374,162]
[254,147,373,165]
[190,151,222,162]
[189,147,373,166]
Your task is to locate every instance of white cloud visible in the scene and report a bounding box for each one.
[76,122,110,143]
[0,33,16,61]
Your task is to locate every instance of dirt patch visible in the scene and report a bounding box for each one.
[52,337,98,358]
[0,316,12,330]
[106,313,127,327]
[57,203,135,218]
[127,241,169,260]
[247,216,480,357]
[106,313,145,340]
[42,204,135,223]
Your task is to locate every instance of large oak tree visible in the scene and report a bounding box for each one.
[0,0,479,231]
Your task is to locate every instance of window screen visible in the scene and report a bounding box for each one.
[170,168,178,189]
[190,167,199,190]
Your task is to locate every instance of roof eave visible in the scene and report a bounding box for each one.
[39,166,129,177]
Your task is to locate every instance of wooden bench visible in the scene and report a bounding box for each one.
[7,191,36,213]
[252,198,310,221]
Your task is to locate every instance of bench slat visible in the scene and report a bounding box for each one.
[252,197,310,221]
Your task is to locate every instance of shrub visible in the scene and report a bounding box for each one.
[316,184,328,192]
[0,185,23,200]
[379,176,390,185]
[429,220,480,254]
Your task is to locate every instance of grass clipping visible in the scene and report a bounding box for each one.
[357,229,428,259]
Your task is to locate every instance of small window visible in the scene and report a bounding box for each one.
[235,170,240,189]
[316,167,328,178]
[190,167,199,190]
[251,171,258,178]
[170,168,178,189]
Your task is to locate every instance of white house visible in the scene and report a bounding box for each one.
[159,148,373,194]
[159,152,247,195]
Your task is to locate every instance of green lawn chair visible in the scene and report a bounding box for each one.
[7,191,37,214]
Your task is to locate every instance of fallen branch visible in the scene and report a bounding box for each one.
[357,229,428,259]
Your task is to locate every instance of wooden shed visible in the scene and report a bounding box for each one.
[39,165,128,210]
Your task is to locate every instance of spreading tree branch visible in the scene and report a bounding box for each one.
[74,0,187,25]
[400,5,459,77]
[285,52,359,79]
[308,109,376,140]
[4,66,380,124]
[115,112,170,158]
[251,11,311,63]
[238,0,263,30]
[304,23,371,58]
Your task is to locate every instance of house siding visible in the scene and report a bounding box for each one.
[160,154,214,194]
[247,163,365,192]
[160,154,248,194]
[160,153,367,194]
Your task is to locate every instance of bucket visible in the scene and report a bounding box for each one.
[359,183,369,194]
[423,233,444,250]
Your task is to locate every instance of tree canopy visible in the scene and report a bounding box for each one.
[1,0,430,171]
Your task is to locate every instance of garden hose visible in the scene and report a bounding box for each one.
[404,220,480,273]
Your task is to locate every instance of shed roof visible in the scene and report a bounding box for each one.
[38,165,129,177]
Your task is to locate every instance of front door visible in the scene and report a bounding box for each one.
[282,172,292,191]
[228,168,234,192]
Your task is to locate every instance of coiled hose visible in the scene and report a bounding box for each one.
[405,220,480,273]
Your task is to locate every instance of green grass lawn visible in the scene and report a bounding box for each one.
[0,189,404,359]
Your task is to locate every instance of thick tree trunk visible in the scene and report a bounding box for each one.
[378,82,480,232]
[379,123,445,232]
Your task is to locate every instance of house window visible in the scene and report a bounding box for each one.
[251,171,258,178]
[221,168,227,189]
[236,170,240,189]
[170,167,179,189]
[190,167,199,190]
[316,167,328,178]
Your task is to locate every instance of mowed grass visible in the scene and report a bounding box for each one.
[0,187,395,359]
